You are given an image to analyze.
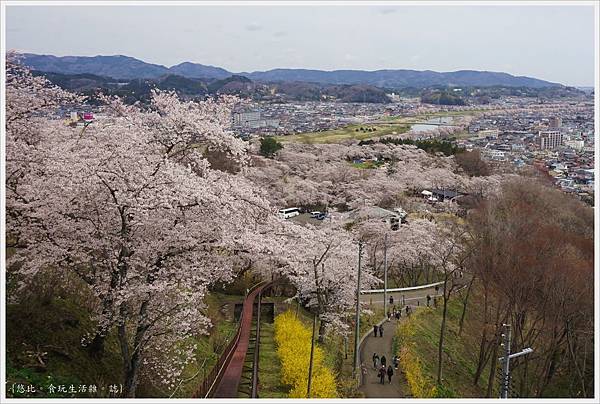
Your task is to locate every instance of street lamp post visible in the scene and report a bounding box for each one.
[499,323,533,398]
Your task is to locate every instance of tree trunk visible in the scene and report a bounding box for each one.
[473,289,490,385]
[119,300,150,398]
[520,355,530,397]
[566,326,587,397]
[118,320,132,396]
[473,331,489,385]
[88,333,106,358]
[436,286,449,385]
[458,278,474,336]
[485,331,500,397]
[89,270,121,357]
[318,319,327,343]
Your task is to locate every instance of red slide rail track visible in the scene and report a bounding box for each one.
[193,280,272,398]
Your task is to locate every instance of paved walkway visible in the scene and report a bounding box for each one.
[359,316,405,398]
[358,284,444,398]
[358,279,469,398]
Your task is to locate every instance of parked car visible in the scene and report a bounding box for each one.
[310,211,321,218]
[316,213,327,220]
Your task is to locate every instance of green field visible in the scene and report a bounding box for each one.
[351,160,385,169]
[378,109,488,123]
[275,109,491,145]
[276,124,410,144]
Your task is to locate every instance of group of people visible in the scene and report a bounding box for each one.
[388,306,403,320]
[387,305,413,319]
[363,289,444,388]
[372,353,400,384]
[372,323,384,337]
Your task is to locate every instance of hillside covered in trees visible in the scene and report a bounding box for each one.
[4,56,594,399]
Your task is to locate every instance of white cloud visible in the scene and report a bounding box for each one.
[245,22,262,32]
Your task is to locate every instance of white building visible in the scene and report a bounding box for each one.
[477,129,499,139]
[233,110,261,127]
[564,139,585,151]
[538,130,563,150]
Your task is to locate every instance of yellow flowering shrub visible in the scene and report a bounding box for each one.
[396,312,438,398]
[274,311,338,398]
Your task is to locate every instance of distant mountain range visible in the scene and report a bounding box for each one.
[20,53,562,88]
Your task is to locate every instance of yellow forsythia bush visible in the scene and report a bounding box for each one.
[274,311,338,398]
[396,312,438,398]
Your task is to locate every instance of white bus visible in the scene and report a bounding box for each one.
[278,207,300,219]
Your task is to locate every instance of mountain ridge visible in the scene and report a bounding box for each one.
[19,53,562,88]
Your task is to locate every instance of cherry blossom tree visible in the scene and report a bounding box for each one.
[354,217,443,287]
[265,220,378,341]
[6,58,276,396]
[6,53,82,247]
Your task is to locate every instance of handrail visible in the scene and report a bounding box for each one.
[211,280,273,398]
[192,280,268,398]
[360,281,444,294]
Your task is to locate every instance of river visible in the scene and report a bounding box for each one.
[410,116,454,133]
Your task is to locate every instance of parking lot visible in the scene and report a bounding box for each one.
[289,212,327,226]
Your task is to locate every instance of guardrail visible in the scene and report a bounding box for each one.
[192,281,268,399]
[360,281,444,295]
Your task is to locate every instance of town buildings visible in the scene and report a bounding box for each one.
[538,130,563,150]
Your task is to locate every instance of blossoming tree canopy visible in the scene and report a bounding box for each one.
[267,220,378,339]
[6,57,277,396]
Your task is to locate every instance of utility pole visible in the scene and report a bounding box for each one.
[500,324,511,399]
[383,233,388,320]
[499,323,533,399]
[353,241,363,378]
[307,313,317,398]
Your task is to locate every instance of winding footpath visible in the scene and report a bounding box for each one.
[357,284,442,398]
[360,316,405,397]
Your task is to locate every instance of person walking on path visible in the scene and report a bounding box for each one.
[372,353,379,369]
[426,294,431,307]
[389,295,394,305]
[379,324,384,337]
[387,365,394,383]
[373,324,378,337]
[378,366,386,385]
[393,355,399,369]
[380,355,387,368]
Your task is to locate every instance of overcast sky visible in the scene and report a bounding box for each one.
[5,4,597,86]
